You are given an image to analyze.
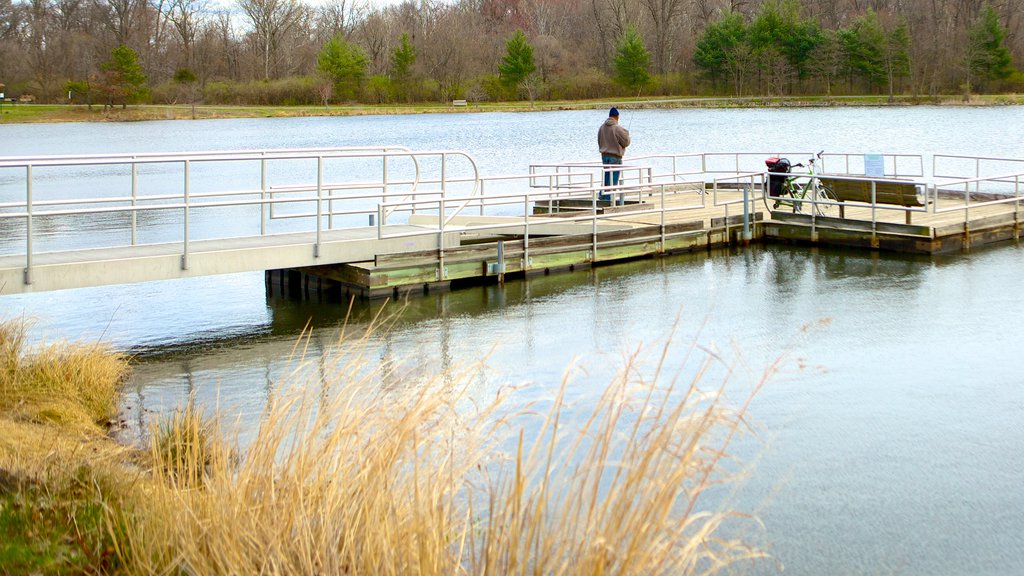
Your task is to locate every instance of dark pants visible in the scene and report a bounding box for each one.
[601,155,623,202]
[602,155,623,187]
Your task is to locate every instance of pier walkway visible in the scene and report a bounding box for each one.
[1,148,1021,297]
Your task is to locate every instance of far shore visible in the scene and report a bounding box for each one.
[1,93,1021,124]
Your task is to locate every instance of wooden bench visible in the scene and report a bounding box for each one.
[452,99,467,106]
[818,176,925,224]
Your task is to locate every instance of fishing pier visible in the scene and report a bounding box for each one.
[0,148,1021,298]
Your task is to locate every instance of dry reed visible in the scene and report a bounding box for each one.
[123,317,768,575]
[0,320,128,432]
[0,319,132,574]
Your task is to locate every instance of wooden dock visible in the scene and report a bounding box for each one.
[278,189,1023,300]
[3,148,1020,298]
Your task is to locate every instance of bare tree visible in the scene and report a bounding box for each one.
[237,0,305,79]
[165,0,206,69]
[356,11,393,74]
[590,0,637,69]
[640,0,685,73]
[316,0,362,43]
[93,0,146,45]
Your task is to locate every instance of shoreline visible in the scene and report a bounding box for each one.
[1,93,1021,124]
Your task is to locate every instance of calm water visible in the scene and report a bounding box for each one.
[2,107,1023,574]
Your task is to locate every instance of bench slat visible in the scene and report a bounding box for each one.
[818,176,924,207]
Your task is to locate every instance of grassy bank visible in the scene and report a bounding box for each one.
[0,322,131,574]
[0,318,767,574]
[1,93,1021,124]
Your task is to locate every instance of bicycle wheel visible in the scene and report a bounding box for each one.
[809,179,837,217]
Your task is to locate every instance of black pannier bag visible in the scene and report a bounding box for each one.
[765,157,791,198]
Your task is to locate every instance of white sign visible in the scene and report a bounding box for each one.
[0,93,4,99]
[864,153,885,177]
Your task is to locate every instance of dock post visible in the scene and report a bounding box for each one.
[742,181,751,244]
[497,240,505,284]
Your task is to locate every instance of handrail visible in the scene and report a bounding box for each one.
[0,145,412,165]
[0,147,477,285]
[5,149,1024,292]
[933,154,1024,180]
[381,150,479,220]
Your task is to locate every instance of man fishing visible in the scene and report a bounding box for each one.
[598,106,631,202]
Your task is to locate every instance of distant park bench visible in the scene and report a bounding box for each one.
[818,176,925,224]
[452,99,467,107]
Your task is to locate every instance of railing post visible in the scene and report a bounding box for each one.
[870,180,877,244]
[182,159,190,270]
[438,197,446,280]
[497,240,505,284]
[963,181,970,223]
[523,194,530,267]
[260,155,267,235]
[441,153,447,199]
[131,159,138,245]
[660,184,666,251]
[315,156,323,258]
[480,180,486,216]
[742,177,751,243]
[328,186,334,231]
[383,155,391,212]
[24,165,33,285]
[592,186,598,262]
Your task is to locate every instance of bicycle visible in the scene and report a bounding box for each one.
[765,151,838,217]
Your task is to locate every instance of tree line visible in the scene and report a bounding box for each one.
[0,0,1019,106]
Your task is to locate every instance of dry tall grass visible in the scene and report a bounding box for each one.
[0,321,128,432]
[123,321,767,575]
[0,320,132,574]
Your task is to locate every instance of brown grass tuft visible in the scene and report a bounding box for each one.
[0,320,129,432]
[122,321,767,575]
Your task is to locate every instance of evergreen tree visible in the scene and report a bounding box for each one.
[884,20,911,98]
[781,18,823,81]
[694,12,748,94]
[748,1,789,93]
[839,10,887,91]
[810,29,843,96]
[390,33,416,82]
[99,45,149,108]
[967,5,1015,90]
[613,25,651,91]
[498,30,536,91]
[317,34,368,101]
[389,33,417,102]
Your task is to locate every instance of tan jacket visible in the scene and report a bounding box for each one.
[598,117,631,158]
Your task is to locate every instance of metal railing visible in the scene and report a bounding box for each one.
[933,154,1024,180]
[0,147,478,284]
[932,171,1024,220]
[373,166,759,278]
[820,152,924,178]
[4,148,1023,288]
[764,170,930,236]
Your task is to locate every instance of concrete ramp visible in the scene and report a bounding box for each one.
[0,226,458,294]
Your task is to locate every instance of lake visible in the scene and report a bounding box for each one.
[2,106,1023,574]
